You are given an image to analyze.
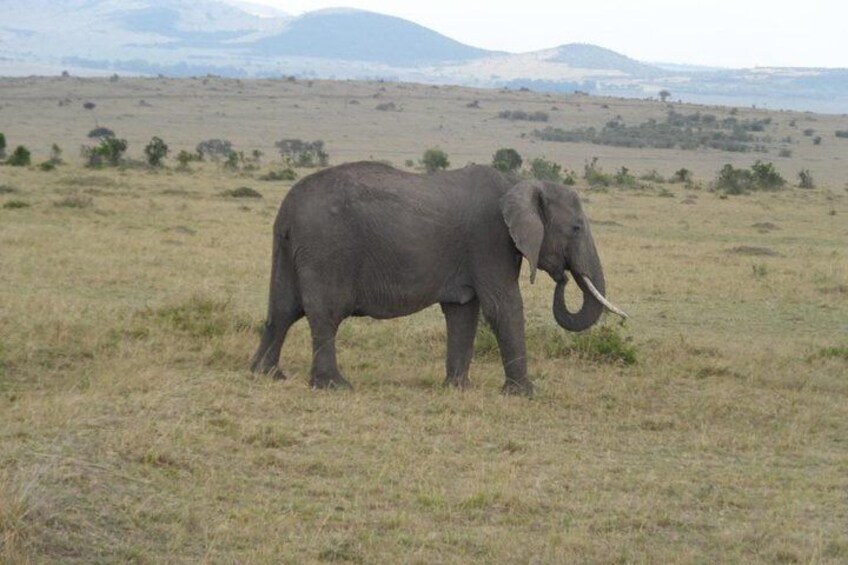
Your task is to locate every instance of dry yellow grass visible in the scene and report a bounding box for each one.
[1,77,847,563]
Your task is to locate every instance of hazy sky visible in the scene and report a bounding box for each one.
[248,0,847,68]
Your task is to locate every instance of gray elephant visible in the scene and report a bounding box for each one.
[251,161,626,395]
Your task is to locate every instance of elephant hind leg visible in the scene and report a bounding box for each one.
[251,238,303,379]
[441,299,479,389]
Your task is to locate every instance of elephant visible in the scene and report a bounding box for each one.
[251,161,626,395]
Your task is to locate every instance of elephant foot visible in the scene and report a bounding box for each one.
[252,365,287,381]
[310,373,353,391]
[443,374,471,390]
[502,378,535,397]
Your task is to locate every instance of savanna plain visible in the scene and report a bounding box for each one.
[1,76,847,563]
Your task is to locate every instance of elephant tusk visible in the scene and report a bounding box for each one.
[580,275,629,319]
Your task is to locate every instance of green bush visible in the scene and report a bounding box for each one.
[222,186,262,198]
[492,148,523,172]
[535,111,773,153]
[498,110,549,122]
[528,157,561,182]
[84,137,127,167]
[144,136,169,167]
[176,150,202,169]
[583,157,612,187]
[421,148,450,173]
[715,161,785,194]
[672,168,692,183]
[196,139,233,161]
[88,127,114,139]
[0,132,6,159]
[259,168,297,181]
[275,139,328,168]
[750,160,786,189]
[6,146,31,167]
[836,130,848,139]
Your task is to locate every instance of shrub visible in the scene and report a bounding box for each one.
[3,200,30,209]
[836,130,848,139]
[639,170,665,183]
[259,168,297,181]
[83,101,96,110]
[803,128,815,136]
[715,164,754,194]
[83,137,127,167]
[778,148,792,158]
[421,148,450,173]
[223,151,240,170]
[813,136,822,145]
[715,161,785,194]
[583,157,612,187]
[196,139,233,161]
[6,146,31,167]
[88,127,114,139]
[492,148,523,172]
[49,143,63,165]
[535,110,773,153]
[375,102,398,111]
[798,169,815,189]
[613,166,636,187]
[0,132,6,159]
[672,168,692,183]
[144,136,169,167]
[750,160,786,190]
[275,139,328,168]
[222,186,262,198]
[498,110,549,122]
[176,150,202,169]
[528,157,561,182]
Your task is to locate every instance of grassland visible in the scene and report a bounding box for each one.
[1,77,847,563]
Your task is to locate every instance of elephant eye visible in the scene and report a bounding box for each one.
[571,223,582,234]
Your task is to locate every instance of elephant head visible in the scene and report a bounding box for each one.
[501,180,627,331]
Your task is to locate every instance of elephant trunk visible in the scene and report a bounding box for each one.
[552,272,606,332]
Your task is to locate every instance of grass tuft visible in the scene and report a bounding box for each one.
[149,296,253,339]
[221,186,263,198]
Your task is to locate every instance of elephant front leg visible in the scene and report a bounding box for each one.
[440,299,480,389]
[481,292,535,397]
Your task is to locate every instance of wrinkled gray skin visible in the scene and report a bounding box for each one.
[251,161,609,395]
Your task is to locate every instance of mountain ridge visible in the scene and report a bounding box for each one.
[1,1,846,113]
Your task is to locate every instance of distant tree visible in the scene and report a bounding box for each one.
[275,139,328,167]
[144,136,169,167]
[84,137,127,167]
[672,168,692,183]
[83,101,96,110]
[196,139,233,161]
[797,169,815,189]
[659,90,671,102]
[421,148,450,173]
[49,143,63,165]
[88,127,115,139]
[7,146,32,167]
[492,148,523,172]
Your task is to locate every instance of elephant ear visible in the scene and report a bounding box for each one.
[501,181,544,283]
